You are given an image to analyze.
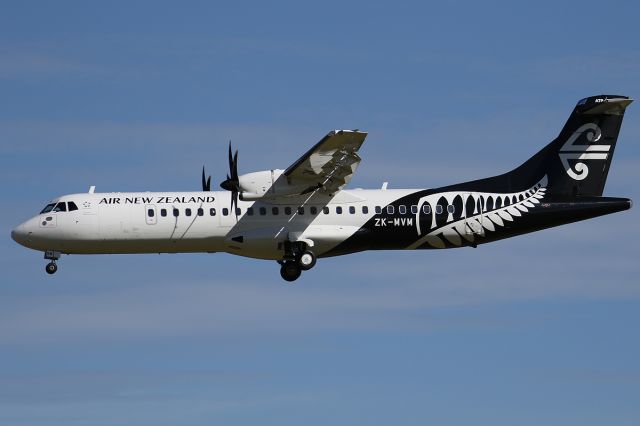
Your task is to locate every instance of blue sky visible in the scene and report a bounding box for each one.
[1,1,639,425]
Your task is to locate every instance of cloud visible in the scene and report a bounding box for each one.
[0,374,313,426]
[0,45,108,80]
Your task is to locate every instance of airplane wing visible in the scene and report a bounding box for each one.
[283,130,368,195]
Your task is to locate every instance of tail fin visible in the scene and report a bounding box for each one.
[510,95,633,197]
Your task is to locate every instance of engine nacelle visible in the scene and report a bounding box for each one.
[237,169,314,200]
[237,170,281,199]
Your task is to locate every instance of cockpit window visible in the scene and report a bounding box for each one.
[40,203,56,214]
[41,202,72,213]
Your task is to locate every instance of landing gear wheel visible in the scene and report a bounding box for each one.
[45,262,57,275]
[298,250,316,271]
[280,262,302,282]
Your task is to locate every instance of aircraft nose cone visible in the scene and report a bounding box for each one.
[11,223,28,246]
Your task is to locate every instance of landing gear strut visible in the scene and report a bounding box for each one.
[278,242,317,282]
[44,250,61,275]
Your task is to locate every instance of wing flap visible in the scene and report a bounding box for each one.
[283,130,367,195]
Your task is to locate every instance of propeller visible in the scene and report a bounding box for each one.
[220,142,240,215]
[201,166,211,191]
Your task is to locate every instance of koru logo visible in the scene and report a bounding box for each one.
[558,123,609,181]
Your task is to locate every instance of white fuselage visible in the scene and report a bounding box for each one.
[11,189,417,260]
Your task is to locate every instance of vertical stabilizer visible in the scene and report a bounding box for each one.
[512,95,632,197]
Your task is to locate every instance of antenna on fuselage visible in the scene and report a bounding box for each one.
[88,186,96,194]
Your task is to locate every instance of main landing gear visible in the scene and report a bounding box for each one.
[278,242,317,282]
[44,250,61,275]
[280,261,302,282]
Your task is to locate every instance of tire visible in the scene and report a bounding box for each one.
[45,262,57,275]
[298,250,316,271]
[280,262,301,282]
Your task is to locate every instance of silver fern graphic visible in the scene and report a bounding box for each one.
[408,175,548,249]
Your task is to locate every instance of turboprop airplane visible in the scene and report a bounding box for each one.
[11,95,633,281]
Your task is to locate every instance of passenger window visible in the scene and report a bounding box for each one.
[349,206,355,214]
[322,207,329,214]
[185,208,192,216]
[161,209,167,217]
[68,201,79,211]
[310,206,317,215]
[272,207,279,215]
[297,207,304,215]
[259,207,266,215]
[386,205,395,215]
[247,207,254,216]
[436,205,443,214]
[336,206,343,214]
[40,203,56,214]
[285,207,292,215]
[198,208,204,216]
[411,205,418,214]
[399,205,406,214]
[148,208,155,217]
[375,206,382,214]
[223,208,229,216]
[173,208,179,217]
[209,208,216,216]
[422,205,431,214]
[236,208,242,216]
[362,206,369,214]
[53,202,67,212]
[447,205,455,214]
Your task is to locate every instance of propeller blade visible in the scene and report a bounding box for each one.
[231,190,238,219]
[228,142,234,177]
[232,149,239,181]
[221,140,241,219]
[221,143,240,189]
[201,166,211,191]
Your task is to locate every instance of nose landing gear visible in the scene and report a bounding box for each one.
[45,262,58,275]
[44,250,61,275]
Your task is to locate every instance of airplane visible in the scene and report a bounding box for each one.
[11,95,633,282]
